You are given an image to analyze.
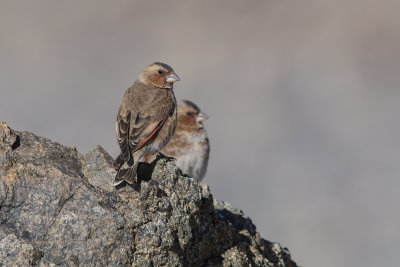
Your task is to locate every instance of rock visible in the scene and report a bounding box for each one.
[82,145,117,192]
[0,226,43,266]
[0,121,297,267]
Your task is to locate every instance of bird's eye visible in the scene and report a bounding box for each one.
[158,70,163,74]
[186,112,192,116]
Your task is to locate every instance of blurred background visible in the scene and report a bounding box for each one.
[1,1,400,266]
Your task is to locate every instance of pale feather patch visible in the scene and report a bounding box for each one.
[174,131,209,180]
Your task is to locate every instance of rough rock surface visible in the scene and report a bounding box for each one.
[0,122,297,267]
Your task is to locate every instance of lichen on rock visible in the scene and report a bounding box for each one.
[0,122,297,266]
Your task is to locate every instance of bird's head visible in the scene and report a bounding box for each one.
[178,100,209,130]
[139,62,180,89]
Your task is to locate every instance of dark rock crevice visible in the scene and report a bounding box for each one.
[11,135,20,150]
[0,122,297,267]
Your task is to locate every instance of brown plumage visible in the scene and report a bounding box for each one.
[146,100,210,181]
[113,62,180,186]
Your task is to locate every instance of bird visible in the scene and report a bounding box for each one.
[146,100,210,181]
[113,62,180,186]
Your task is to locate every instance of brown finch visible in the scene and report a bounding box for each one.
[154,100,210,181]
[113,62,180,186]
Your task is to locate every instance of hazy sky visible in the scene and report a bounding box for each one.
[1,1,400,266]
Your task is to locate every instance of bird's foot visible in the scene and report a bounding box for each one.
[156,152,166,159]
[156,152,175,162]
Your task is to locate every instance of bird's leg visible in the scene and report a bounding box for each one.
[156,152,166,159]
[156,152,176,162]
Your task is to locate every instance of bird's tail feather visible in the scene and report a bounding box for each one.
[113,154,124,170]
[114,161,139,186]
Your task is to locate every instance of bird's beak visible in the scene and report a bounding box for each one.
[196,112,209,123]
[166,73,180,83]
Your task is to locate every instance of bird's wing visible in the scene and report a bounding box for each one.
[116,86,175,160]
[116,111,131,162]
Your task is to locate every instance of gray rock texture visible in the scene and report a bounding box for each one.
[0,122,297,267]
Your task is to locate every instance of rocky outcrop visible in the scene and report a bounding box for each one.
[0,122,297,267]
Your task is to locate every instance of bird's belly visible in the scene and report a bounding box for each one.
[176,144,208,181]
